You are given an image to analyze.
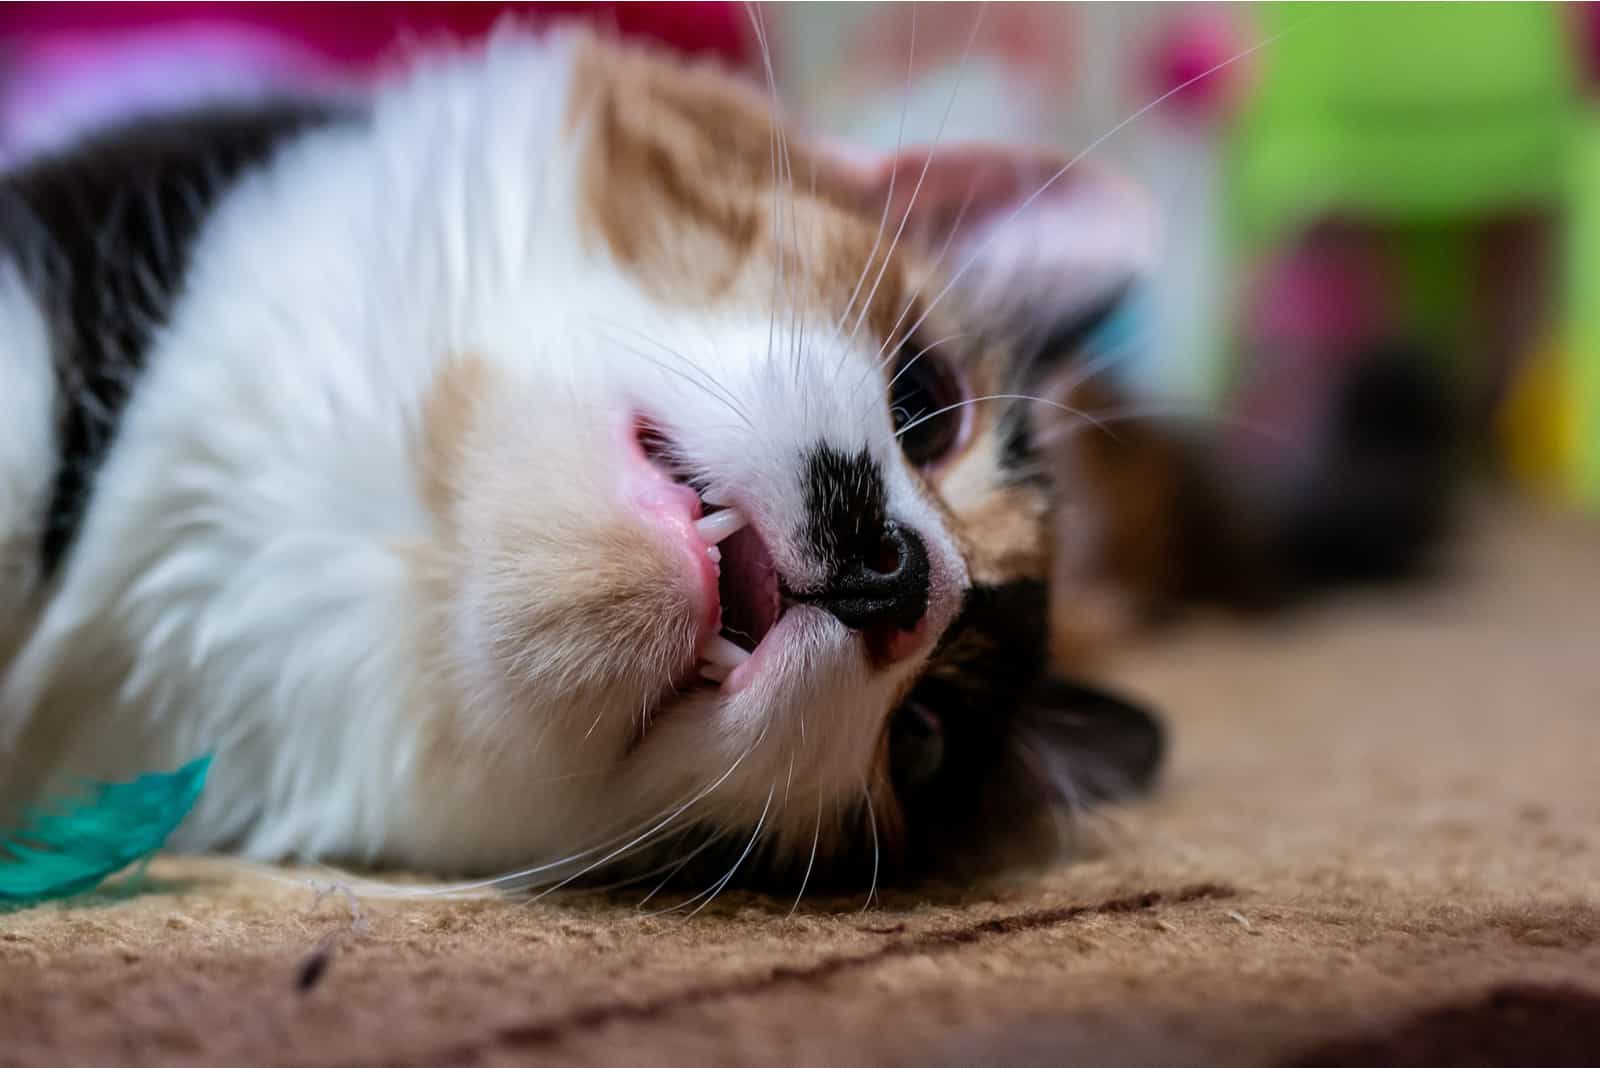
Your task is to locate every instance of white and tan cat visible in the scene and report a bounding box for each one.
[1,27,1431,892]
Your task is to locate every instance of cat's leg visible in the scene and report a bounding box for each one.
[0,259,55,669]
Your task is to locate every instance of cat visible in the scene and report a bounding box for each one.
[0,26,1444,894]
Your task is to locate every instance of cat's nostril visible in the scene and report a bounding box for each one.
[868,531,904,576]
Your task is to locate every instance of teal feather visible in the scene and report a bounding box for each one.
[0,756,211,905]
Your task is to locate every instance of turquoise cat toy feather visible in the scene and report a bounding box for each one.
[0,756,211,905]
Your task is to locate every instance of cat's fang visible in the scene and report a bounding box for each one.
[700,633,751,670]
[695,508,748,546]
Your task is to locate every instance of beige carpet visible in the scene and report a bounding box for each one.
[3,500,1598,1066]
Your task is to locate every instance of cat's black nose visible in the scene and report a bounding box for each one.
[805,521,930,633]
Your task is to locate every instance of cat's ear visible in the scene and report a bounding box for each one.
[1011,675,1167,804]
[820,141,1158,340]
[888,670,1167,880]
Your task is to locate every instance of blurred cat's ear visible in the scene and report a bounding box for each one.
[1012,675,1167,804]
[888,670,1167,880]
[818,141,1158,327]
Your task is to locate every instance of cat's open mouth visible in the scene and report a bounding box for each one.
[693,506,781,683]
[635,419,784,688]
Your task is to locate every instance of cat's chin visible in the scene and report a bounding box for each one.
[721,602,823,695]
[631,605,827,752]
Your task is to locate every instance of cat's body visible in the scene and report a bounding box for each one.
[0,28,1446,890]
[0,30,1173,886]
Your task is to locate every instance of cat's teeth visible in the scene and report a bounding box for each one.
[702,488,734,508]
[699,662,731,685]
[700,634,750,670]
[707,545,722,565]
[695,508,748,546]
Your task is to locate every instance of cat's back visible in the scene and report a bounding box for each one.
[0,32,589,648]
[0,32,630,830]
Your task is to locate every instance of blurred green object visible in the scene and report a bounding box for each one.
[1229,2,1578,244]
[1565,112,1600,505]
[1223,1,1600,507]
[0,756,211,906]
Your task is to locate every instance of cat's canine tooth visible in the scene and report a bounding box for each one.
[695,508,748,546]
[700,634,750,669]
[698,662,731,685]
[701,487,734,508]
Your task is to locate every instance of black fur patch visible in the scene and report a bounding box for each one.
[798,444,888,576]
[885,577,1166,879]
[0,102,350,576]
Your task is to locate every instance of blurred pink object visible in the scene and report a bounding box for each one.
[1250,226,1396,356]
[0,22,333,159]
[1144,8,1250,123]
[0,2,752,161]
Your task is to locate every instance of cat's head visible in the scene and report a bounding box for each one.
[410,33,1164,885]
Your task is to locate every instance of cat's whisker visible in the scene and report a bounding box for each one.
[1040,328,1141,402]
[580,702,606,744]
[869,153,983,374]
[684,783,774,918]
[337,726,772,902]
[742,3,787,384]
[745,3,808,393]
[572,829,702,895]
[833,3,915,341]
[846,2,987,348]
[788,789,823,918]
[869,329,971,399]
[645,781,774,919]
[894,392,1114,444]
[1035,401,1292,450]
[634,831,726,909]
[891,25,1297,365]
[859,777,881,913]
[800,121,823,390]
[595,322,755,430]
[523,724,771,900]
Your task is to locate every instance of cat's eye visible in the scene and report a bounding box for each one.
[889,341,966,467]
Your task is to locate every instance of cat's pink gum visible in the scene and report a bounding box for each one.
[721,618,778,694]
[617,420,721,649]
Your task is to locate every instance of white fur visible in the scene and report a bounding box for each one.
[0,265,55,658]
[0,33,973,877]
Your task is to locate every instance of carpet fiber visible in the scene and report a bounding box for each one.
[3,501,1597,1066]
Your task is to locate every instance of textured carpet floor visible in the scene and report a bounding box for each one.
[3,502,1598,1067]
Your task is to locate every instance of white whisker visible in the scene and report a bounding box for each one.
[834,2,916,339]
[876,330,971,397]
[788,790,823,918]
[595,321,755,429]
[1035,401,1292,450]
[632,832,726,909]
[526,724,770,901]
[894,392,1113,443]
[893,25,1297,364]
[846,2,986,345]
[860,778,881,913]
[684,783,774,918]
